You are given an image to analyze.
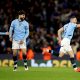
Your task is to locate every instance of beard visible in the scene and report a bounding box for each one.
[20,17,25,21]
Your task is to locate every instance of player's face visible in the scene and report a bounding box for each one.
[71,18,77,24]
[19,14,25,21]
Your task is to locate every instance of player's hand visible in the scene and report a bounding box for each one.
[6,32,9,35]
[19,40,24,44]
[10,38,12,42]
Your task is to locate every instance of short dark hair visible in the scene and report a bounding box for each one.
[70,15,76,19]
[18,10,26,15]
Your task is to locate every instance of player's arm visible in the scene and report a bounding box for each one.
[57,27,64,44]
[9,26,13,41]
[9,21,14,41]
[23,23,29,40]
[58,27,64,40]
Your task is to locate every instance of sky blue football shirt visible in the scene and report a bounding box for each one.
[9,19,29,41]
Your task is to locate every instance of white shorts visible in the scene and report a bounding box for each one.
[12,40,26,49]
[60,38,72,53]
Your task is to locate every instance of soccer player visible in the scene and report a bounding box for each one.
[9,10,29,71]
[49,16,80,72]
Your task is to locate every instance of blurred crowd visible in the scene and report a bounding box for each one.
[0,0,80,60]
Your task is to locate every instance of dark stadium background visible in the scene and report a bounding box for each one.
[0,1,80,80]
[0,0,80,62]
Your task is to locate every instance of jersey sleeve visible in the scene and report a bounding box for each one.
[9,21,14,38]
[11,21,14,27]
[23,22,29,40]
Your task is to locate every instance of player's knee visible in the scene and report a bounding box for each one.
[68,51,74,57]
[69,54,74,58]
[59,52,64,57]
[22,49,26,55]
[13,49,18,56]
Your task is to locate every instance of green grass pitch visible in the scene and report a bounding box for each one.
[0,67,80,80]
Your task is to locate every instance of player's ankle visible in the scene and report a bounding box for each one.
[74,67,77,70]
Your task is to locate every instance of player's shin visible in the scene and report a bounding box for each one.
[13,55,18,70]
[70,57,80,72]
[23,54,28,70]
[70,57,77,69]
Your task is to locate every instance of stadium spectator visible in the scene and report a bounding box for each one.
[76,48,80,61]
[41,41,52,60]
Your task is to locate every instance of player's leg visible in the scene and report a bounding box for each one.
[12,40,19,71]
[49,46,64,57]
[21,48,28,70]
[67,46,80,72]
[59,52,64,57]
[68,50,80,72]
[13,49,18,71]
[49,38,65,57]
[20,40,28,70]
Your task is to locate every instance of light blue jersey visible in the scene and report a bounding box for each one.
[9,19,29,41]
[63,22,77,41]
